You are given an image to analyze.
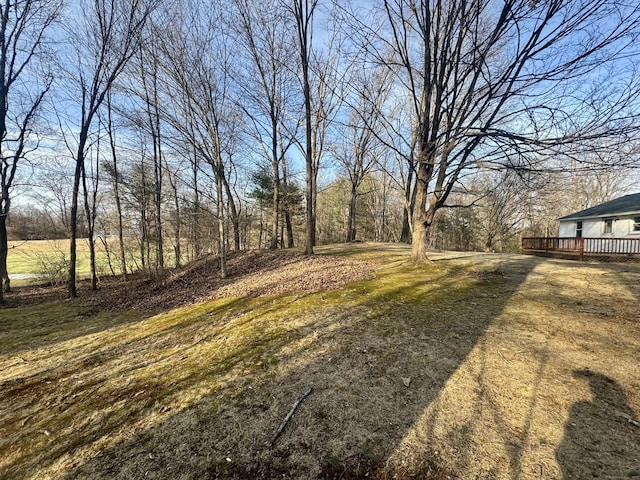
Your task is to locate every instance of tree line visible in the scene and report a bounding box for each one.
[2,0,640,300]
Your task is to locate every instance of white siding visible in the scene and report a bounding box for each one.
[582,219,601,237]
[614,218,627,235]
[558,214,640,253]
[558,218,601,237]
[622,216,640,236]
[559,222,576,237]
[560,215,640,238]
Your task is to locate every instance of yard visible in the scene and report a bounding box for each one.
[1,243,639,479]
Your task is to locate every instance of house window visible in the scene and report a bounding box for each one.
[604,218,613,234]
[634,217,640,232]
[576,221,583,238]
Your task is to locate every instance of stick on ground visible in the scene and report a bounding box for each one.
[270,387,313,446]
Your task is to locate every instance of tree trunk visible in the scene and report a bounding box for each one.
[216,167,227,278]
[192,150,201,258]
[258,201,264,249]
[0,215,8,301]
[0,184,10,296]
[100,236,116,275]
[107,103,127,277]
[154,146,163,269]
[270,119,280,249]
[151,104,163,269]
[411,218,429,262]
[380,175,389,242]
[139,161,149,271]
[400,209,412,243]
[411,159,431,262]
[296,0,315,255]
[0,194,10,300]
[400,171,416,244]
[304,123,314,253]
[116,192,126,275]
[170,172,182,268]
[88,238,97,289]
[310,169,317,248]
[69,128,89,298]
[281,158,295,248]
[69,184,79,298]
[81,160,98,290]
[222,174,241,251]
[284,209,294,248]
[347,184,357,242]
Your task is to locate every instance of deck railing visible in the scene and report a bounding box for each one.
[521,237,640,261]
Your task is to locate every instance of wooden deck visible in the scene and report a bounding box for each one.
[521,237,640,261]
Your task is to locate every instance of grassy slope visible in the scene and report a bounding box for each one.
[0,243,639,479]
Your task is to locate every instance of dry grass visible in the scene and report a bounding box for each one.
[8,239,93,276]
[1,243,639,479]
[7,238,159,279]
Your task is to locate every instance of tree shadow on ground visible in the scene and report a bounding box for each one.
[349,255,640,480]
[2,253,540,479]
[556,369,640,479]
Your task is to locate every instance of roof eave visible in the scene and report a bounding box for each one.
[559,210,640,221]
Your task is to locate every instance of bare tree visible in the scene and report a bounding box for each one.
[359,0,640,261]
[63,0,151,297]
[104,90,128,276]
[164,157,183,267]
[81,125,103,289]
[129,39,165,269]
[333,64,391,242]
[471,170,531,252]
[290,0,318,254]
[289,0,349,252]
[0,0,60,301]
[233,0,299,250]
[154,0,240,278]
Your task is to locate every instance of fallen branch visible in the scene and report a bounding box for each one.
[270,387,313,446]
[615,410,640,427]
[498,350,512,365]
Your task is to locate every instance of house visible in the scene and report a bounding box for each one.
[522,193,640,259]
[558,193,640,239]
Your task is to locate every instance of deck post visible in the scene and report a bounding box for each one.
[579,237,584,261]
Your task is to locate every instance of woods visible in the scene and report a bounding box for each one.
[2,0,640,296]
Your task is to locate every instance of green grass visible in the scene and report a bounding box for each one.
[7,238,181,280]
[7,239,74,275]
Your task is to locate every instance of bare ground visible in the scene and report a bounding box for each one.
[1,243,639,479]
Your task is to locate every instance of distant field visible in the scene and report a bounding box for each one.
[6,239,155,282]
[8,239,87,277]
